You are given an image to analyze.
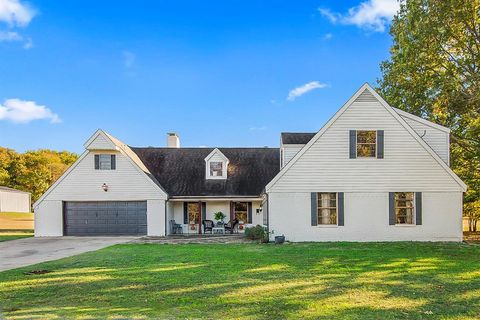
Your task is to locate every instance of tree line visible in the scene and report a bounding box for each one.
[0,147,78,206]
[378,0,479,231]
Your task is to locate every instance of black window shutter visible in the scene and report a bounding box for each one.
[201,202,206,221]
[183,202,188,224]
[94,155,100,169]
[311,192,318,226]
[377,130,384,159]
[389,192,396,225]
[111,155,116,170]
[349,130,356,159]
[338,192,344,226]
[415,192,422,225]
[247,202,252,223]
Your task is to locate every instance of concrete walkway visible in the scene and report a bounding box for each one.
[0,237,136,272]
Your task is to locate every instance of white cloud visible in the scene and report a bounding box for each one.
[323,32,333,40]
[287,81,328,101]
[0,0,36,27]
[22,35,32,48]
[122,50,136,68]
[0,29,20,40]
[0,98,61,124]
[319,0,400,32]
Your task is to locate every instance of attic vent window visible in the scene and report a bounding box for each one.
[210,162,223,177]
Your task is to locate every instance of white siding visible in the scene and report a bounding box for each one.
[269,90,463,193]
[86,132,116,150]
[269,191,462,242]
[35,200,63,236]
[400,115,449,165]
[0,191,30,213]
[281,145,304,168]
[42,151,166,201]
[147,199,166,236]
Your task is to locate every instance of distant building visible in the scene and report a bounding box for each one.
[0,187,31,213]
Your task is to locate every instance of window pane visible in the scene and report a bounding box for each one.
[317,193,337,225]
[357,131,376,143]
[187,203,200,224]
[234,202,248,222]
[357,144,376,157]
[394,192,415,224]
[210,161,223,177]
[99,154,111,170]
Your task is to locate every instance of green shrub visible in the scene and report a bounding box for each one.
[244,225,268,242]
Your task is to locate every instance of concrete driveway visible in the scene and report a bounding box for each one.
[0,237,136,272]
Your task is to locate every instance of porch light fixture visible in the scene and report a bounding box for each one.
[102,183,108,192]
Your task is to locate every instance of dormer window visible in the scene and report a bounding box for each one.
[205,148,228,180]
[210,161,223,177]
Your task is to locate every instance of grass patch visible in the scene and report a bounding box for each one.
[0,242,479,319]
[0,233,33,242]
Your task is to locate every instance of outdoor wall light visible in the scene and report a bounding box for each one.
[102,183,109,192]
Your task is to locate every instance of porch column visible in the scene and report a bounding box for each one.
[198,201,202,234]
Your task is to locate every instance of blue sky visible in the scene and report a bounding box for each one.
[0,0,399,153]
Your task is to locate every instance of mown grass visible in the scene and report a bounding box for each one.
[0,233,33,242]
[0,242,479,319]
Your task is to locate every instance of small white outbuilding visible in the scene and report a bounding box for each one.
[0,186,31,213]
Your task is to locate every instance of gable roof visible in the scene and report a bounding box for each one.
[205,148,229,163]
[281,133,316,145]
[34,130,167,207]
[266,83,467,192]
[131,147,280,197]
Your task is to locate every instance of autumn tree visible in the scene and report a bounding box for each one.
[378,0,480,230]
[0,147,78,205]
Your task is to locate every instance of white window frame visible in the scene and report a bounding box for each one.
[209,161,224,177]
[356,130,377,158]
[205,148,229,180]
[394,192,416,225]
[317,192,338,226]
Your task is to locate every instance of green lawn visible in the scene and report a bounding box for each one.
[0,242,479,319]
[0,233,32,242]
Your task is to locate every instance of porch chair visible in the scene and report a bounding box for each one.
[202,220,215,234]
[170,220,183,235]
[224,219,239,234]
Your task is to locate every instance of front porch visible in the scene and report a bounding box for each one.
[166,197,265,236]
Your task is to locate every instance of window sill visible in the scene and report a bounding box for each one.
[315,225,339,228]
[393,224,417,227]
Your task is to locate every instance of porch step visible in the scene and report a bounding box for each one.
[135,234,253,244]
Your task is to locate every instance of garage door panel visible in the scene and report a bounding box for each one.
[64,201,147,236]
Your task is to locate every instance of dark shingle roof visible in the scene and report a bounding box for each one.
[281,132,316,145]
[130,147,280,197]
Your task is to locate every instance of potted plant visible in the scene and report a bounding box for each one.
[214,211,226,225]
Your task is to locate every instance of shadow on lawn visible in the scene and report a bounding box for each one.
[0,242,479,319]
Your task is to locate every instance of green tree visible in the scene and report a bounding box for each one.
[378,0,480,230]
[0,147,78,205]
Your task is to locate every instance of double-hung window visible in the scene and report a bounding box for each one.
[394,192,415,224]
[209,161,223,177]
[95,154,116,170]
[317,192,337,225]
[356,130,377,157]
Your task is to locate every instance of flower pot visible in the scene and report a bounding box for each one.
[274,235,285,244]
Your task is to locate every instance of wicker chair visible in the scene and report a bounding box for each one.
[202,220,215,234]
[224,219,239,234]
[169,220,183,235]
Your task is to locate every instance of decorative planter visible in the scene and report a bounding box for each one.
[274,235,285,244]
